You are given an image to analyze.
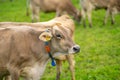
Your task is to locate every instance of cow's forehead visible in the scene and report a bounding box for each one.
[53,25,60,30]
[53,25,71,35]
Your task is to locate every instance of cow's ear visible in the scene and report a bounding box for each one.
[39,29,52,41]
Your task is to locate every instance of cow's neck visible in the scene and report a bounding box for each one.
[31,40,56,66]
[44,41,56,66]
[66,3,78,17]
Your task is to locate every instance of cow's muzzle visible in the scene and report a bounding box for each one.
[69,45,80,54]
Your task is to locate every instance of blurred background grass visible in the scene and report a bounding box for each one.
[0,0,120,80]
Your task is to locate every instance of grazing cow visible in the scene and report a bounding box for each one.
[104,0,120,25]
[80,0,120,27]
[0,23,80,80]
[0,15,78,80]
[26,0,81,22]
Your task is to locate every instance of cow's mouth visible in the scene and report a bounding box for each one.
[53,46,80,57]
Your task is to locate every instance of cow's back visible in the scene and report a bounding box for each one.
[92,0,109,8]
[81,0,110,10]
[31,0,70,12]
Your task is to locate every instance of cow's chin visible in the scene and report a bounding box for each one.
[53,48,78,57]
[53,52,68,57]
[68,49,75,54]
[68,48,76,54]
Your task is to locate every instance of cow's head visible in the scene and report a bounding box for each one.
[39,23,80,56]
[73,10,82,23]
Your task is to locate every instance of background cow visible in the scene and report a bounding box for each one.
[104,0,120,25]
[80,0,119,27]
[0,15,78,80]
[26,0,81,22]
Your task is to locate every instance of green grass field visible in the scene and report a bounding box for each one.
[0,0,120,80]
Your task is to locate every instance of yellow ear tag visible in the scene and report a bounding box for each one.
[39,30,52,42]
[46,35,51,41]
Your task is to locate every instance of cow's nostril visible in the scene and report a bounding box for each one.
[73,46,80,53]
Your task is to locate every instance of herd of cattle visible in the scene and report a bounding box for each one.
[26,0,120,27]
[0,0,120,80]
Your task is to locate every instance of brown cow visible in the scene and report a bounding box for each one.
[0,23,80,80]
[80,0,120,27]
[0,15,78,80]
[26,0,81,22]
[104,0,120,25]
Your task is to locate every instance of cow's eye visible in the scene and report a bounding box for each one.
[56,34,62,39]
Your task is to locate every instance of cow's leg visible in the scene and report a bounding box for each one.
[81,9,86,28]
[23,77,35,80]
[0,74,3,80]
[56,8,62,17]
[110,8,117,25]
[55,59,62,80]
[0,76,3,80]
[25,73,41,80]
[9,71,19,80]
[23,72,42,80]
[30,1,40,22]
[104,9,110,25]
[4,76,11,80]
[87,9,92,28]
[111,12,115,25]
[66,55,75,80]
[7,66,19,80]
[22,64,45,80]
[23,77,32,80]
[31,6,40,22]
[23,76,40,80]
[26,0,30,16]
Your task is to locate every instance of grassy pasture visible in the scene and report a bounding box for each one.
[0,0,120,80]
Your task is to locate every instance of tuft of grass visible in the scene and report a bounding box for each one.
[0,0,120,80]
